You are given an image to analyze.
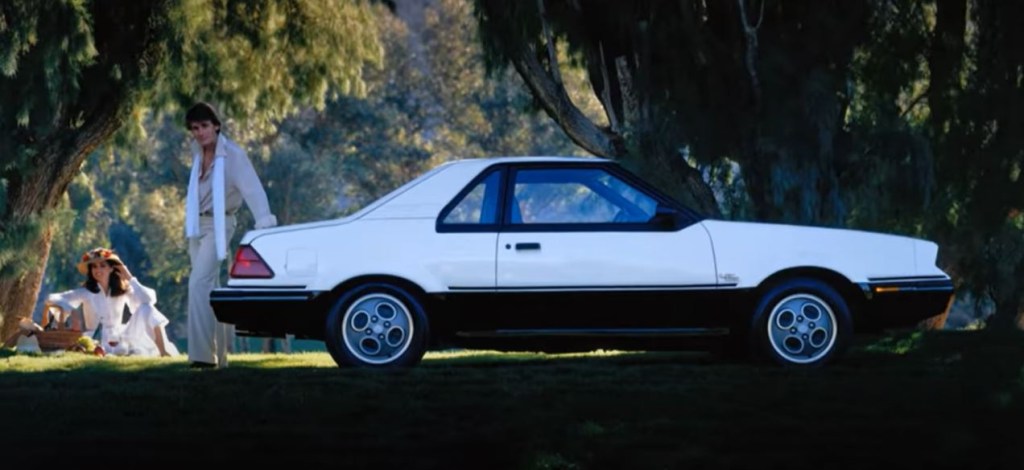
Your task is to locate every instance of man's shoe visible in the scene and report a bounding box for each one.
[189,361,216,369]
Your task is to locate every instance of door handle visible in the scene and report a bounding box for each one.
[514,242,541,251]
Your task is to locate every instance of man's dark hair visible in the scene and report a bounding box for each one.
[185,102,222,130]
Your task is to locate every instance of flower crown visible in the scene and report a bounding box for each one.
[81,248,114,262]
[77,248,123,275]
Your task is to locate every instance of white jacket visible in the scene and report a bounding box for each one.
[185,133,277,259]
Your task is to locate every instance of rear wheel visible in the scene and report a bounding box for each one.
[325,283,429,368]
[750,278,852,367]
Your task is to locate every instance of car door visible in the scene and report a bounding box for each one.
[495,164,718,329]
[431,167,506,331]
[433,167,503,289]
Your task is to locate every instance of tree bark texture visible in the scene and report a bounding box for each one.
[741,133,847,226]
[0,228,53,342]
[988,296,1024,331]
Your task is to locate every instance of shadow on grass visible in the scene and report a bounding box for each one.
[0,328,989,376]
[2,330,1022,468]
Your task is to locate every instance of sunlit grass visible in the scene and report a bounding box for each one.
[229,351,337,368]
[861,330,925,355]
[0,348,656,372]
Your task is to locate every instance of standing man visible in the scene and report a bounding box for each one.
[184,102,277,368]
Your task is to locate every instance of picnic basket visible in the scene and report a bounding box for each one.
[35,329,83,351]
[35,306,83,351]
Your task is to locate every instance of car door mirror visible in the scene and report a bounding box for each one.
[650,205,681,231]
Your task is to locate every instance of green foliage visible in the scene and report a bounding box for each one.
[424,0,597,158]
[45,173,110,292]
[0,0,97,136]
[158,0,383,138]
[843,1,933,234]
[260,0,586,216]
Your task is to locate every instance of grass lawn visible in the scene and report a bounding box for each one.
[1,330,1022,469]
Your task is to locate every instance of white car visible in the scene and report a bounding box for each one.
[211,157,954,368]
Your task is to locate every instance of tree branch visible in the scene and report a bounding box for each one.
[597,41,621,133]
[509,43,622,157]
[615,55,638,125]
[536,0,563,86]
[737,0,764,105]
[900,86,930,119]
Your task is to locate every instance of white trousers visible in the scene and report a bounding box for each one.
[188,215,235,366]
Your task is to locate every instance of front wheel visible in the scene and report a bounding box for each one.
[325,283,429,368]
[749,278,852,367]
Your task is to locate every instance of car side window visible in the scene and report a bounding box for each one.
[442,170,501,224]
[511,168,658,224]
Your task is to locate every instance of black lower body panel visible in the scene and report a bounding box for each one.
[210,288,328,339]
[858,278,955,330]
[426,288,753,350]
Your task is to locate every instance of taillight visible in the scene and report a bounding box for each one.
[230,246,274,278]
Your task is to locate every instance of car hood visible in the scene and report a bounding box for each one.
[699,219,943,284]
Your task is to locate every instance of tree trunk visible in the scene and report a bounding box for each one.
[918,309,949,331]
[987,293,1024,331]
[741,141,845,226]
[927,0,967,134]
[0,228,54,342]
[669,157,720,217]
[622,132,720,216]
[0,136,120,339]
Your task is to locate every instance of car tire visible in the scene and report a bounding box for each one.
[325,283,429,368]
[749,278,852,367]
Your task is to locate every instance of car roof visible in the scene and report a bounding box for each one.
[439,156,612,168]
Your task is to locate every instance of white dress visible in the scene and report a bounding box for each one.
[47,278,179,357]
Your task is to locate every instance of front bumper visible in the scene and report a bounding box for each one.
[210,288,328,338]
[857,277,955,329]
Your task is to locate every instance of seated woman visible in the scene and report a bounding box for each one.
[46,248,178,357]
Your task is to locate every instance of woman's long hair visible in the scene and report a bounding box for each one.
[83,260,129,296]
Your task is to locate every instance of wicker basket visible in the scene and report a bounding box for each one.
[35,330,83,351]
